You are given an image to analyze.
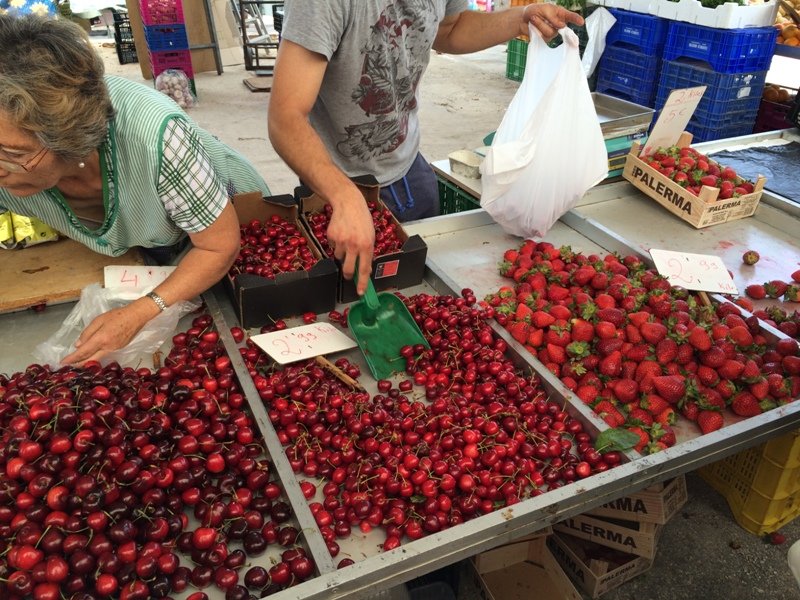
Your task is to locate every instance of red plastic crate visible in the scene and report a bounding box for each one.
[139,0,184,25]
[753,99,795,132]
[149,49,193,79]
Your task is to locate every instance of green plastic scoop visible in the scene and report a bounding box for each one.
[346,274,429,381]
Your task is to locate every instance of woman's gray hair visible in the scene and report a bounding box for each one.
[0,15,114,162]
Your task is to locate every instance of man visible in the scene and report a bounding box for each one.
[268,1,583,295]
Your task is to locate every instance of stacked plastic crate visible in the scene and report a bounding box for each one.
[113,12,138,65]
[596,9,669,108]
[655,21,778,142]
[140,0,194,93]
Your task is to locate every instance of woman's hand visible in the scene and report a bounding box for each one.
[61,302,153,366]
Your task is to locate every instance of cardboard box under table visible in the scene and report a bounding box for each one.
[225,193,338,329]
[553,513,662,559]
[587,475,688,525]
[468,535,582,600]
[622,131,766,228]
[547,532,654,599]
[297,178,427,304]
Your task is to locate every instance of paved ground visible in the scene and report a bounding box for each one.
[92,26,800,600]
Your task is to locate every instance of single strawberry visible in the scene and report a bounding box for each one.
[546,323,571,347]
[547,284,570,302]
[741,250,760,265]
[654,338,678,365]
[748,378,770,401]
[503,249,519,263]
[681,400,700,421]
[765,280,788,299]
[776,338,799,357]
[767,372,791,398]
[731,391,762,417]
[728,325,754,349]
[566,341,590,360]
[655,407,676,427]
[596,308,626,328]
[531,310,556,329]
[640,322,668,345]
[652,375,687,404]
[675,343,696,365]
[625,324,644,344]
[508,321,531,344]
[687,326,713,351]
[594,321,618,340]
[576,385,599,404]
[641,393,669,416]
[514,303,533,322]
[717,359,745,380]
[785,285,800,303]
[627,426,650,452]
[745,284,766,300]
[599,351,623,378]
[626,407,654,427]
[527,328,544,348]
[697,410,724,434]
[625,343,651,363]
[546,342,567,364]
[635,360,664,382]
[697,365,720,387]
[550,304,573,321]
[570,318,594,342]
[792,269,800,284]
[594,400,625,427]
[627,311,652,328]
[612,379,639,403]
[715,379,738,400]
[596,337,624,357]
[785,355,800,376]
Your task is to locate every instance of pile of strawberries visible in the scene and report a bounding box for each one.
[744,270,800,303]
[645,145,755,199]
[484,240,800,454]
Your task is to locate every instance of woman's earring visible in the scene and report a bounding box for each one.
[78,162,86,169]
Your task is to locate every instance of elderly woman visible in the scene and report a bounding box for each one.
[0,15,269,365]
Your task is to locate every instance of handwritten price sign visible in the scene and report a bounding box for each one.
[650,249,738,295]
[251,322,357,365]
[641,86,706,157]
[104,265,177,291]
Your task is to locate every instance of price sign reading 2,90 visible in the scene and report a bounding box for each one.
[650,249,738,295]
[251,322,358,365]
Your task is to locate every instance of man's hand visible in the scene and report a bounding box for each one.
[327,185,375,295]
[61,303,151,366]
[521,3,584,42]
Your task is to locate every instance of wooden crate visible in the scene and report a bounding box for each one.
[622,132,765,228]
[587,476,688,524]
[553,513,662,559]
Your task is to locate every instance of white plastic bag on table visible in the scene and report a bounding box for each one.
[33,283,199,368]
[480,26,608,239]
[581,7,617,78]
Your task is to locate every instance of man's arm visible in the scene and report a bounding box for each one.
[434,4,584,54]
[267,39,374,294]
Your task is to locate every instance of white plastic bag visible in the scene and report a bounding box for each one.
[581,7,617,79]
[480,26,608,239]
[33,284,199,368]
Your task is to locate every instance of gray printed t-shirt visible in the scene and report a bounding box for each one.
[281,0,469,186]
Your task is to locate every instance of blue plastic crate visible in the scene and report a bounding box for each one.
[606,8,669,55]
[144,23,189,52]
[596,72,657,108]
[656,60,767,107]
[596,46,661,107]
[686,112,757,142]
[663,22,777,73]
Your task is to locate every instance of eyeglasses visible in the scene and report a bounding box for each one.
[0,146,49,173]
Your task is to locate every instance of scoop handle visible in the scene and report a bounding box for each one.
[353,262,380,312]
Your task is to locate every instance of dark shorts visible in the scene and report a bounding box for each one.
[379,152,440,222]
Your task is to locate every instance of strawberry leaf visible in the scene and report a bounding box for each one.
[594,428,640,452]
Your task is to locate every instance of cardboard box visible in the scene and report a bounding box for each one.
[587,475,688,525]
[225,193,338,329]
[622,132,766,229]
[469,536,582,600]
[547,532,653,599]
[296,177,427,303]
[553,513,662,559]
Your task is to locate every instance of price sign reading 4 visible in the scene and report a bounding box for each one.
[650,249,738,295]
[251,322,358,365]
[104,265,177,291]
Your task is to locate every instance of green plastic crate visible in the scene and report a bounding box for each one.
[438,178,480,215]
[506,37,528,82]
